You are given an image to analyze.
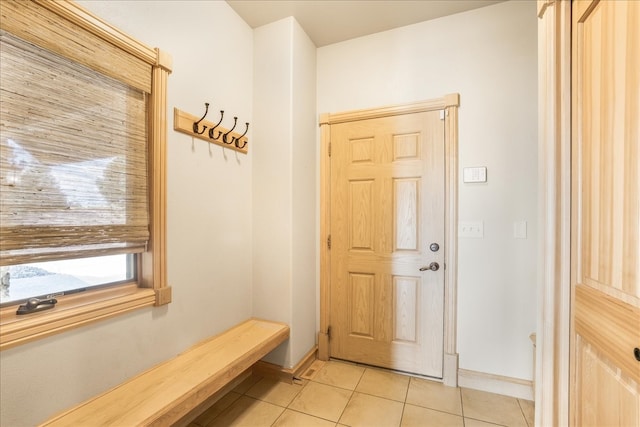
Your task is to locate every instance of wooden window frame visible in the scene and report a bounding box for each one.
[0,0,172,351]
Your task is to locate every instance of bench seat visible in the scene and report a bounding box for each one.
[41,318,290,426]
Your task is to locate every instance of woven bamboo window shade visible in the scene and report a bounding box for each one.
[0,29,150,265]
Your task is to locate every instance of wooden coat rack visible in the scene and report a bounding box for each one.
[174,103,249,154]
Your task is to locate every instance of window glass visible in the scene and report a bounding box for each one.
[0,254,134,305]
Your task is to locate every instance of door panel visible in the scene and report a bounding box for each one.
[330,111,445,377]
[571,0,640,424]
[575,336,640,426]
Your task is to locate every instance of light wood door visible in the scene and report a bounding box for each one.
[329,110,445,378]
[571,0,640,425]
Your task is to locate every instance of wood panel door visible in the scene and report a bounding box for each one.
[329,110,445,378]
[571,0,640,425]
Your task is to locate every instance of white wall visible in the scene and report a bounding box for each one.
[317,0,538,381]
[0,2,255,425]
[252,17,317,368]
[0,1,538,424]
[252,18,294,365]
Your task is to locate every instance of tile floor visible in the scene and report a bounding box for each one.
[189,360,535,427]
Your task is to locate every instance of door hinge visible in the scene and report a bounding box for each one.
[327,235,331,249]
[328,142,331,157]
[327,326,332,339]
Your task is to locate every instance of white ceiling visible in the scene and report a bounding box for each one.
[226,0,505,47]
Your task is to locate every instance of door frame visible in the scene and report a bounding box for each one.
[318,94,460,386]
[537,0,572,425]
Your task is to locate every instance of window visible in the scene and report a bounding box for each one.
[0,0,172,350]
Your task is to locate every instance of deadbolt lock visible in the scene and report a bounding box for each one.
[430,243,440,252]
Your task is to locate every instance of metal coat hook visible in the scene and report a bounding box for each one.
[208,110,225,139]
[192,102,209,134]
[233,123,250,148]
[222,117,238,144]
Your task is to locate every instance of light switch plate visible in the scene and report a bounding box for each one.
[514,220,527,239]
[463,167,487,183]
[459,221,484,238]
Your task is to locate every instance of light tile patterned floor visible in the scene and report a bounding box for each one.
[189,360,535,427]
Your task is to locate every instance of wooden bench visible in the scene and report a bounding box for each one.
[41,318,290,426]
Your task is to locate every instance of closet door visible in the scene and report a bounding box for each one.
[571,1,640,425]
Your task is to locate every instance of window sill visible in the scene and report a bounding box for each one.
[0,284,156,351]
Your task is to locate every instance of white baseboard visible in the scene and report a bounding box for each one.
[458,368,534,401]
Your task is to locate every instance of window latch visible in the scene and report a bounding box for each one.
[16,298,57,315]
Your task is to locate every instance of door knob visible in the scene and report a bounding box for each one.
[420,262,439,272]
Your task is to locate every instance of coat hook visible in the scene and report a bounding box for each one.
[234,123,250,148]
[193,102,209,134]
[208,110,225,139]
[222,117,238,144]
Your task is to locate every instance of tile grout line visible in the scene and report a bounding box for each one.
[268,379,304,427]
[333,388,356,426]
[460,386,466,426]
[280,374,314,425]
[463,416,510,427]
[334,365,366,425]
[516,398,531,427]
[275,407,339,425]
[353,367,367,391]
[352,390,409,403]
[399,376,414,427]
